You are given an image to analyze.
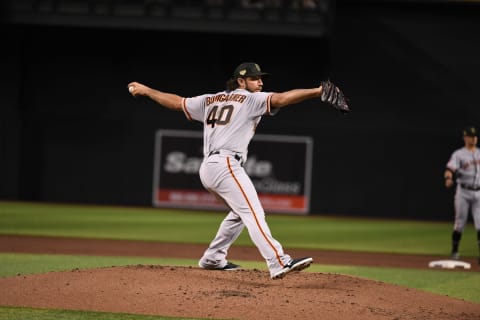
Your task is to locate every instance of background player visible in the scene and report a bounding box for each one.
[127,62,349,279]
[444,126,480,264]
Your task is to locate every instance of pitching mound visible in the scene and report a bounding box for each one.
[1,265,479,320]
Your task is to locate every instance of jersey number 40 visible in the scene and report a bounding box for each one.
[206,105,234,128]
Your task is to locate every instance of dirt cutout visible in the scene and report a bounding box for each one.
[0,235,479,320]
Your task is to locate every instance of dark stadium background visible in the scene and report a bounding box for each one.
[1,0,479,220]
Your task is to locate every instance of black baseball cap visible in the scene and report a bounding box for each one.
[463,126,478,137]
[233,62,269,79]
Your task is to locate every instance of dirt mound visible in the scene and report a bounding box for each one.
[1,265,479,320]
[1,235,479,319]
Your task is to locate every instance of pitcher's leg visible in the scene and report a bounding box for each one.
[199,210,245,269]
[217,160,291,276]
[241,210,292,275]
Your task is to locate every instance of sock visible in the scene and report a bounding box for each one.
[452,230,462,254]
[477,230,480,254]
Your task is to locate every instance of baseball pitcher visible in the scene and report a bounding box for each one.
[128,62,350,279]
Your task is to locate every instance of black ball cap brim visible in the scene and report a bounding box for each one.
[233,62,269,78]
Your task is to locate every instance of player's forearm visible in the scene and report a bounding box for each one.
[444,168,454,179]
[270,87,321,108]
[127,81,183,111]
[146,89,183,111]
[444,169,455,187]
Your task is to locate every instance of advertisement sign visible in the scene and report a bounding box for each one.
[153,129,313,214]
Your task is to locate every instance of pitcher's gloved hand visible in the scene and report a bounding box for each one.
[320,80,350,114]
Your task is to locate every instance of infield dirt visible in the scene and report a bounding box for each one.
[0,235,479,320]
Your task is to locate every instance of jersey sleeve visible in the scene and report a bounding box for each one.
[248,92,277,117]
[182,95,208,122]
[446,151,459,172]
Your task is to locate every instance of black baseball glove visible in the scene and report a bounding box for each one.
[320,80,350,114]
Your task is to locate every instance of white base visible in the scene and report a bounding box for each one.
[428,259,471,270]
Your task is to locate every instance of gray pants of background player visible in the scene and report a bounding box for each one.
[454,187,480,231]
[452,186,480,259]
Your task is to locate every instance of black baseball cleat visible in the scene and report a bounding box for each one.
[271,257,313,280]
[201,261,242,271]
[199,259,242,270]
[220,262,242,270]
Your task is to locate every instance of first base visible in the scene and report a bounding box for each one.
[428,259,471,270]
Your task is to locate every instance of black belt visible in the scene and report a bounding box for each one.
[209,151,243,165]
[460,184,480,191]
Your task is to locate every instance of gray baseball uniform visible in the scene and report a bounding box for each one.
[446,147,480,232]
[182,88,293,277]
[445,126,480,264]
[127,61,315,277]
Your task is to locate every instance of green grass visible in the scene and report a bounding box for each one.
[0,201,222,245]
[0,306,203,320]
[0,253,194,277]
[316,264,480,304]
[0,201,477,256]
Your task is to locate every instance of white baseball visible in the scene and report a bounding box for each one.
[128,86,134,93]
